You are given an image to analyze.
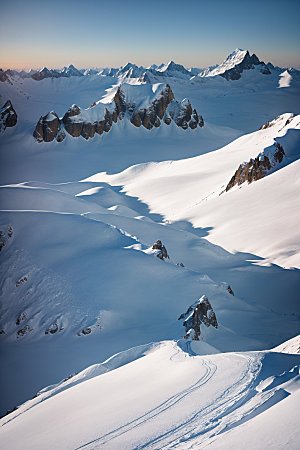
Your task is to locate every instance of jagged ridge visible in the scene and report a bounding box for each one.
[0,100,17,133]
[178,295,218,340]
[225,142,285,192]
[33,84,204,142]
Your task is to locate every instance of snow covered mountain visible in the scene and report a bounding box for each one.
[2,48,292,86]
[0,48,299,447]
[199,48,271,80]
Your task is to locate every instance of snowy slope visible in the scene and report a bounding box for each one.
[86,113,300,268]
[0,339,299,450]
[272,334,300,354]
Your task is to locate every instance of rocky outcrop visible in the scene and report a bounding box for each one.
[16,324,33,338]
[152,240,169,260]
[62,105,83,137]
[178,295,218,340]
[45,321,64,335]
[16,276,28,287]
[33,111,64,142]
[0,100,17,132]
[130,84,175,129]
[16,312,26,326]
[225,142,285,192]
[167,99,204,130]
[0,69,13,84]
[77,327,92,336]
[129,85,204,131]
[227,285,234,296]
[221,282,234,296]
[0,225,13,251]
[34,84,204,142]
[259,114,294,130]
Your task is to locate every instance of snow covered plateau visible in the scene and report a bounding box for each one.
[0,49,299,449]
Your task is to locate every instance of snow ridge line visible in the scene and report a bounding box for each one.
[75,357,217,449]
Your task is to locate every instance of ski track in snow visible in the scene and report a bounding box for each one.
[75,358,216,449]
[76,353,263,450]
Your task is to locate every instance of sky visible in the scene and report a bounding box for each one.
[1,0,300,70]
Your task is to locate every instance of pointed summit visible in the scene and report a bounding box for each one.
[61,64,83,77]
[116,63,145,79]
[157,61,190,77]
[199,49,270,80]
[31,67,60,80]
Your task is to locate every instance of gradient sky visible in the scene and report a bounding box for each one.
[1,0,300,70]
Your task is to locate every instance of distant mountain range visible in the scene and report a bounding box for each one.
[1,49,298,84]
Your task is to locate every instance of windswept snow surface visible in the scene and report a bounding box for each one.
[0,339,299,450]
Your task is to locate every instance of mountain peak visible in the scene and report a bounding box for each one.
[200,49,269,80]
[224,49,248,65]
[158,60,190,76]
[122,62,138,70]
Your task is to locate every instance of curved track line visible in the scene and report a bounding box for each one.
[75,357,217,449]
[139,353,262,449]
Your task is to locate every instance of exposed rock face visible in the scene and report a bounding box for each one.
[16,312,26,326]
[0,100,17,132]
[152,240,169,260]
[77,327,92,336]
[227,285,234,296]
[34,84,204,142]
[16,324,33,338]
[129,85,204,131]
[113,88,127,116]
[0,225,13,251]
[221,51,270,81]
[16,276,28,287]
[62,105,83,137]
[225,142,285,192]
[130,84,175,130]
[0,69,13,84]
[178,295,218,340]
[221,282,234,296]
[45,321,64,335]
[259,114,294,130]
[33,111,63,142]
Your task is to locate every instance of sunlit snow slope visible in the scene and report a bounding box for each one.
[0,339,299,450]
[86,113,300,268]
